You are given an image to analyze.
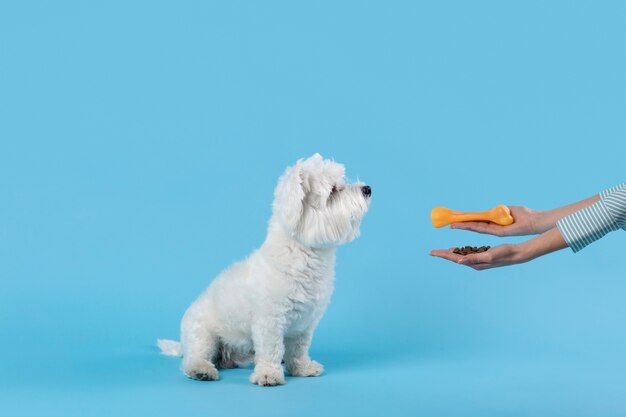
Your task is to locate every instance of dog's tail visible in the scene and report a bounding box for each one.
[157,339,182,357]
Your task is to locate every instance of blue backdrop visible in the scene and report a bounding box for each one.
[1,1,625,416]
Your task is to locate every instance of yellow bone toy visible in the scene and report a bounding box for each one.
[430,204,515,228]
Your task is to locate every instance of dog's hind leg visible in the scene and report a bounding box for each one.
[181,321,220,381]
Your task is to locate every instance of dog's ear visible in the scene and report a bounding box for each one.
[273,161,306,233]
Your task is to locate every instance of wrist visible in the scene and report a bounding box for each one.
[531,209,556,233]
[511,242,533,264]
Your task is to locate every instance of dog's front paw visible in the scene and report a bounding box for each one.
[287,359,324,377]
[183,359,219,381]
[249,364,285,387]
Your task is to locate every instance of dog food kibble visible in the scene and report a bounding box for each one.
[452,246,490,256]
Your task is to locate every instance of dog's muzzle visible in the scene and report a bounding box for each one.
[361,185,371,197]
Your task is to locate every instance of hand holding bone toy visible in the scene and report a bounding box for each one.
[430,204,515,228]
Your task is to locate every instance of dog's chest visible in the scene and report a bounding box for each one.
[261,242,336,332]
[282,259,334,331]
[284,279,332,334]
[288,270,332,306]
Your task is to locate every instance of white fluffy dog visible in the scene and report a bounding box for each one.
[158,154,371,386]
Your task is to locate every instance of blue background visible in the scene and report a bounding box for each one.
[1,1,625,416]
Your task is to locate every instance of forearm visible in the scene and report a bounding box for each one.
[515,227,568,263]
[533,195,600,232]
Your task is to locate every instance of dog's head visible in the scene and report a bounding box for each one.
[272,153,371,248]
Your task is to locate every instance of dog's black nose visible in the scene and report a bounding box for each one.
[361,185,371,197]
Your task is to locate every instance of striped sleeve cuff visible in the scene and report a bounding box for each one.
[600,183,626,199]
[603,188,626,230]
[556,200,620,253]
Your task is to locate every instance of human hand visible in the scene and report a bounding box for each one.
[429,244,524,271]
[448,206,543,236]
[430,228,567,271]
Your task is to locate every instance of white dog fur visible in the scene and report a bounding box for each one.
[158,153,371,386]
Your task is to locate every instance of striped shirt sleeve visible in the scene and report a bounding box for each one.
[600,183,626,199]
[556,183,626,253]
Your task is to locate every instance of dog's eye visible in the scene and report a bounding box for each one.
[330,186,338,195]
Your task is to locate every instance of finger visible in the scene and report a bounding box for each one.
[449,222,504,236]
[457,252,491,265]
[430,249,464,263]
